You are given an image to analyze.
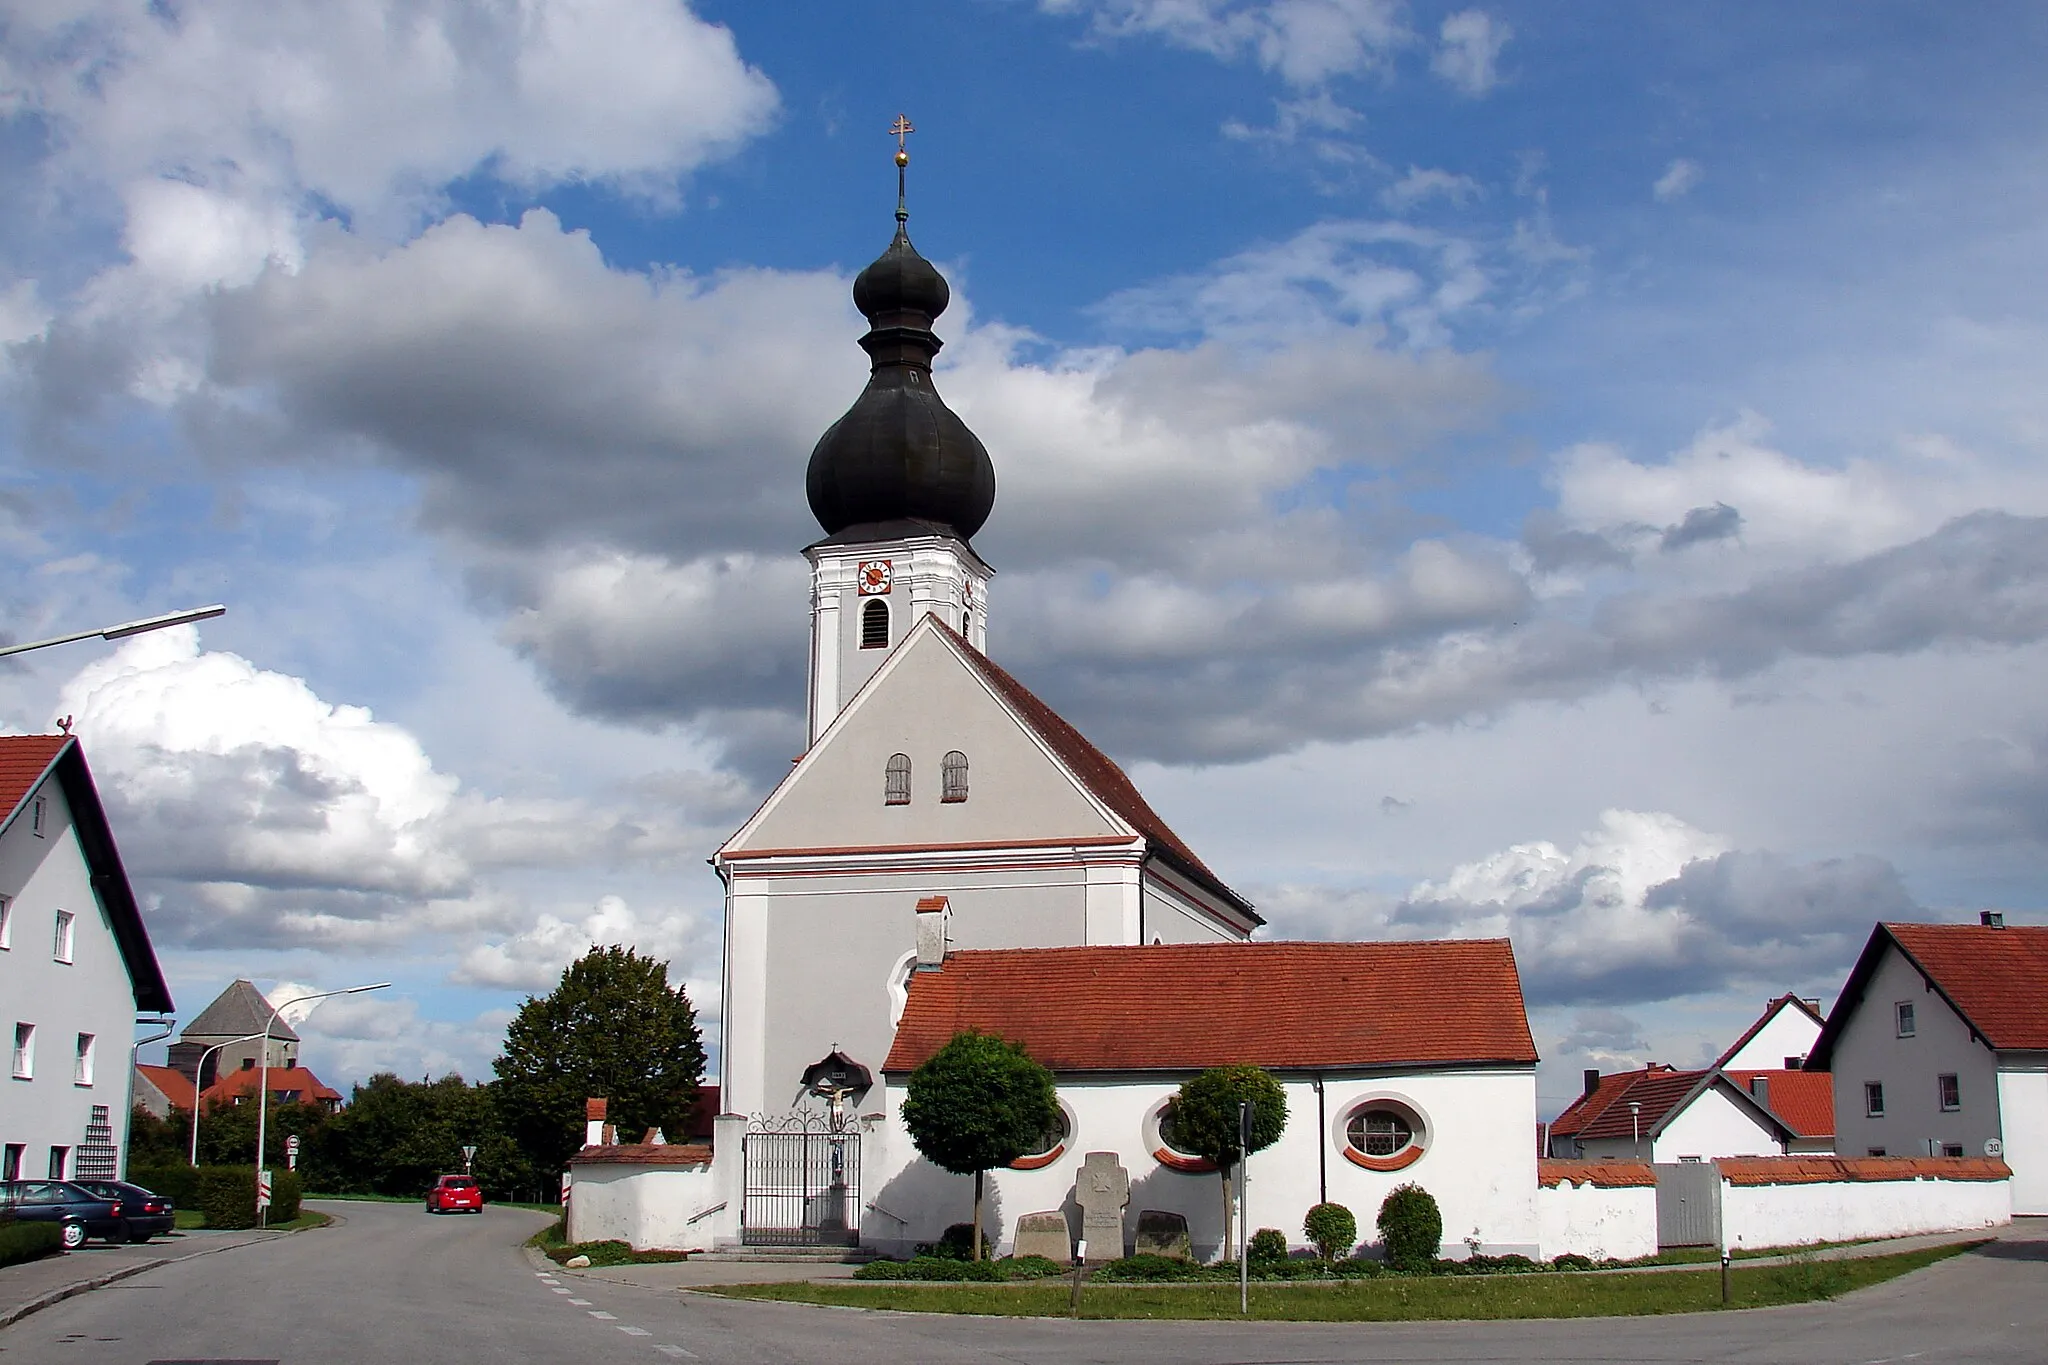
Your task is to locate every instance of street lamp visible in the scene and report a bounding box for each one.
[1629,1100,1643,1159]
[0,604,226,659]
[187,1032,270,1166]
[255,982,389,1225]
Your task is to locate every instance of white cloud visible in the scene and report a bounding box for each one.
[1380,166,1483,213]
[1653,158,1705,202]
[1053,0,1409,87]
[1431,10,1510,97]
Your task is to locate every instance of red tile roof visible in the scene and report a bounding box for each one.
[1718,1156,2010,1186]
[1883,922,2048,1050]
[1711,993,1826,1070]
[202,1065,343,1106]
[1725,1069,1834,1139]
[1537,1160,1656,1188]
[567,1142,712,1168]
[0,735,67,824]
[936,622,1257,921]
[1548,1066,1699,1141]
[883,940,1537,1073]
[135,1064,197,1111]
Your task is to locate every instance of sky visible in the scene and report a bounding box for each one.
[3,1,2046,1118]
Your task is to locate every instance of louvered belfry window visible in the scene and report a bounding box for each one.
[884,753,912,805]
[861,598,890,649]
[941,750,969,803]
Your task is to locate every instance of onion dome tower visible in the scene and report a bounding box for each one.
[802,117,995,743]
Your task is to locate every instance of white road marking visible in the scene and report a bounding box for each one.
[617,1325,652,1336]
[653,1347,698,1360]
[568,1298,593,1305]
[550,1287,572,1294]
[589,1310,619,1320]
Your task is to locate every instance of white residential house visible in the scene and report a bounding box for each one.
[0,735,172,1183]
[1807,917,2048,1214]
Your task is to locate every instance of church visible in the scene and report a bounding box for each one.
[566,144,1545,1261]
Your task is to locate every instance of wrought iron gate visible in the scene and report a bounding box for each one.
[1654,1162,1722,1249]
[742,1117,861,1247]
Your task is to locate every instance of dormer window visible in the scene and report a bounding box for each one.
[941,750,969,803]
[31,795,45,837]
[861,598,889,649]
[884,753,912,806]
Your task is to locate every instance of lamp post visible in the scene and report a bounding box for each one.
[0,604,226,659]
[255,983,389,1225]
[1629,1100,1643,1159]
[188,1031,269,1166]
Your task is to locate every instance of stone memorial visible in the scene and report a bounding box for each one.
[1134,1209,1191,1260]
[1013,1211,1072,1262]
[1075,1151,1130,1263]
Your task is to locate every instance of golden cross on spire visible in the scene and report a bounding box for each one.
[890,114,915,162]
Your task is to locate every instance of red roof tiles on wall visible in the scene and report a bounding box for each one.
[1718,1156,2010,1186]
[883,940,1536,1073]
[1537,1160,1656,1188]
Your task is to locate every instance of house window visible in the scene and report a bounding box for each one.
[31,794,45,836]
[1943,1143,1966,1158]
[53,910,74,964]
[1784,1056,1802,1070]
[47,1146,67,1179]
[861,597,890,649]
[1867,1147,1887,1157]
[0,894,11,949]
[1895,1002,1915,1037]
[73,1033,95,1087]
[1938,1074,1960,1112]
[940,750,969,803]
[884,753,912,805]
[1678,1155,1704,1163]
[1864,1081,1885,1117]
[12,1023,33,1079]
[1,1144,20,1180]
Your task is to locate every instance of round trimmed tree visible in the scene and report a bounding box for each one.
[900,1030,1059,1261]
[1168,1065,1287,1261]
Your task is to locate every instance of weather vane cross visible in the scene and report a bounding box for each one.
[890,113,915,219]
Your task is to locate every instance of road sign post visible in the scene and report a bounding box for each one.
[462,1144,477,1174]
[256,1169,273,1229]
[285,1135,300,1172]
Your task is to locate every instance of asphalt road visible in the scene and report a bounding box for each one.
[0,1201,2042,1364]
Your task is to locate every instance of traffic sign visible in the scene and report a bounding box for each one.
[285,1134,301,1171]
[462,1144,477,1173]
[256,1170,273,1210]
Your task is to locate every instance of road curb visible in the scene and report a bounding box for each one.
[0,1215,332,1332]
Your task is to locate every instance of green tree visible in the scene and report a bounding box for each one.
[1377,1182,1442,1270]
[320,1073,498,1196]
[899,1031,1059,1261]
[492,946,707,1175]
[1166,1065,1287,1262]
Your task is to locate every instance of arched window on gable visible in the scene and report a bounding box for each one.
[940,750,969,803]
[861,598,890,649]
[884,753,912,806]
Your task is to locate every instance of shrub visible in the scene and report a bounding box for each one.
[192,1167,303,1228]
[1303,1201,1357,1261]
[0,1219,64,1268]
[1328,1256,1384,1279]
[1376,1183,1442,1271]
[1550,1252,1593,1271]
[1091,1253,1219,1283]
[913,1223,979,1261]
[1247,1228,1288,1265]
[126,1164,200,1210]
[854,1255,1002,1281]
[1001,1254,1068,1279]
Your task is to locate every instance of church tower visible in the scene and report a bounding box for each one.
[802,128,995,743]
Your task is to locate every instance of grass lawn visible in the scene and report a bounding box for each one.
[701,1244,1977,1321]
[170,1209,331,1232]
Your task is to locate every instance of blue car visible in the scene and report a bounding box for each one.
[0,1180,123,1249]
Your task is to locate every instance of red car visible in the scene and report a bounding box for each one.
[425,1175,484,1214]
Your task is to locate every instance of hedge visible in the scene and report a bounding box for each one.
[0,1219,64,1267]
[128,1165,299,1227]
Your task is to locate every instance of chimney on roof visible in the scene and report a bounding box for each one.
[1749,1075,1771,1108]
[584,1098,608,1149]
[1981,910,2006,929]
[1583,1068,1601,1097]
[1801,998,1820,1011]
[915,895,951,971]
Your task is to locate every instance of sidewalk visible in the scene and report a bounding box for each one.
[0,1226,281,1328]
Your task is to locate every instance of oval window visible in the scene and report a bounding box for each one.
[1149,1100,1215,1173]
[1010,1103,1072,1170]
[1347,1108,1414,1157]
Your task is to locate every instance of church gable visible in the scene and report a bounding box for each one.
[726,621,1128,855]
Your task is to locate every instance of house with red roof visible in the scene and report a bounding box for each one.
[199,1062,345,1114]
[1547,994,1835,1162]
[1807,916,2048,1214]
[0,735,172,1183]
[133,1062,197,1119]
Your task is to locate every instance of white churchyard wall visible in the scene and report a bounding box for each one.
[565,1153,721,1251]
[864,1068,1540,1260]
[1535,1166,1658,1262]
[1719,1162,2010,1248]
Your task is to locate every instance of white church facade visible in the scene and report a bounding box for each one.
[567,151,1548,1260]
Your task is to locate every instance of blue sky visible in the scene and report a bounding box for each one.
[3,1,2046,1115]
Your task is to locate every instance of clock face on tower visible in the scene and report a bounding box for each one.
[857,560,894,595]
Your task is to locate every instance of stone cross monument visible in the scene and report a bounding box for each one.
[1075,1151,1130,1264]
